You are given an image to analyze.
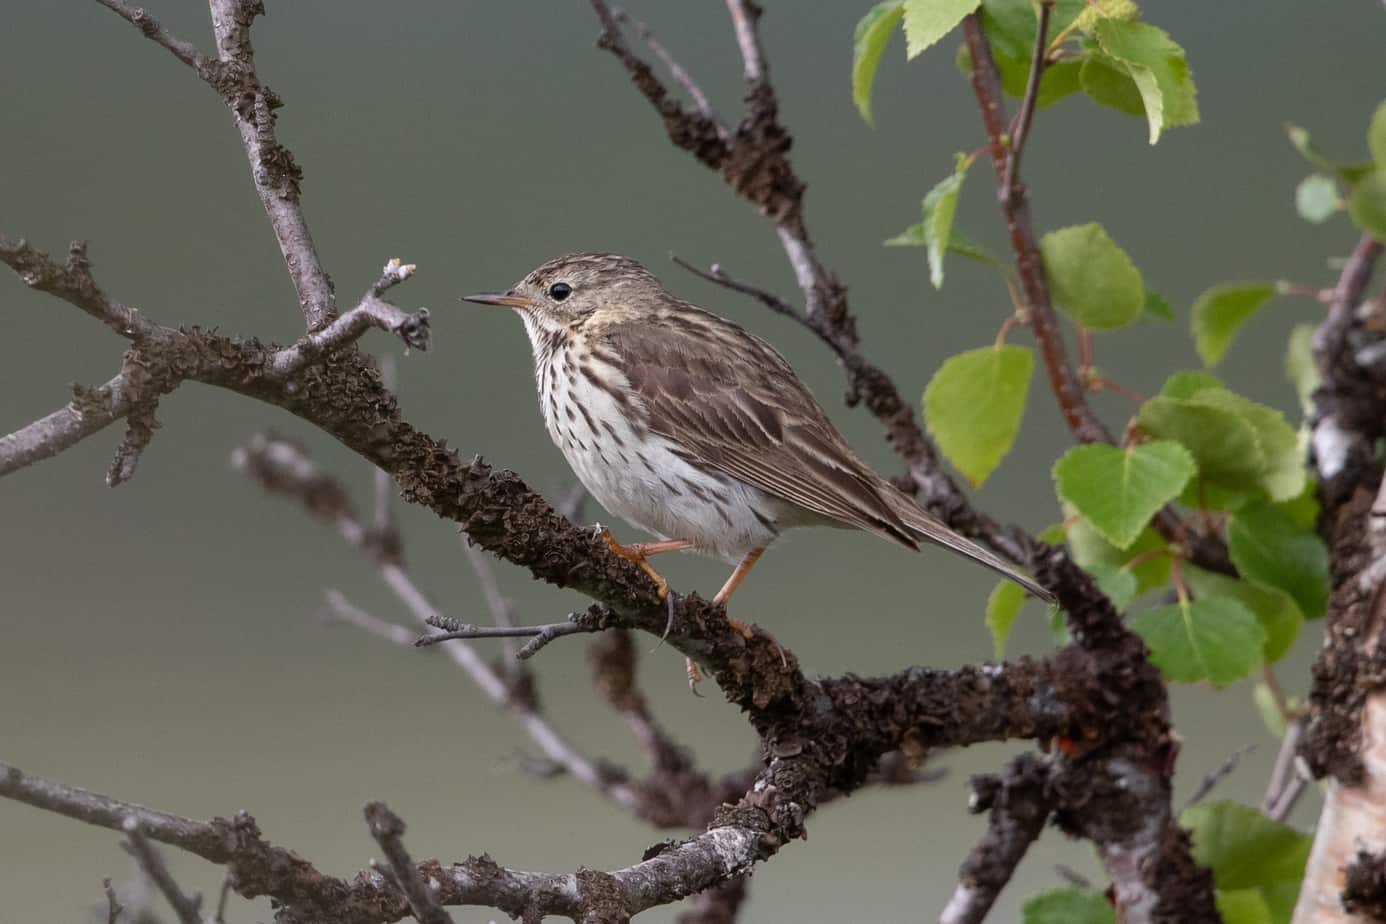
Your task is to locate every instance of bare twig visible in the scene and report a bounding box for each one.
[0,237,157,339]
[724,0,766,84]
[364,803,455,924]
[1263,721,1303,815]
[611,6,723,128]
[232,435,641,811]
[462,539,522,662]
[1183,745,1255,810]
[122,817,203,924]
[0,374,129,478]
[939,754,1050,924]
[93,0,214,75]
[0,241,424,481]
[417,614,599,659]
[213,873,233,924]
[323,590,418,646]
[103,876,124,924]
[205,0,336,329]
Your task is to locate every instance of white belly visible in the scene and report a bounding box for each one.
[536,340,785,563]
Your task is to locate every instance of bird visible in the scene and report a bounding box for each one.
[464,252,1054,679]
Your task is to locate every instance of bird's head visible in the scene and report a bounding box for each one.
[463,252,665,336]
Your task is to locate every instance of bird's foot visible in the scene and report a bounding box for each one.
[599,526,670,600]
[685,657,704,696]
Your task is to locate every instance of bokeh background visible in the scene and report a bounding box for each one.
[3,3,1382,920]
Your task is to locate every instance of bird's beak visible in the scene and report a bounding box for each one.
[461,290,534,310]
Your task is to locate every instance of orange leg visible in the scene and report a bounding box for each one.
[714,548,765,639]
[600,528,692,599]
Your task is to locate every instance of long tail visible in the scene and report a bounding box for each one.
[889,497,1056,605]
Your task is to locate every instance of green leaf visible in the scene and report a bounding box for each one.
[1183,565,1303,664]
[1228,503,1330,619]
[1192,283,1279,367]
[1080,53,1146,117]
[1144,290,1174,322]
[1348,168,1386,239]
[1215,889,1274,924]
[1040,223,1145,330]
[902,0,980,59]
[924,344,1034,486]
[1053,441,1194,549]
[1161,370,1225,400]
[886,156,973,287]
[1139,397,1265,482]
[1022,889,1115,924]
[852,2,905,126]
[1285,323,1321,413]
[1276,479,1321,531]
[1089,20,1199,144]
[1067,517,1171,594]
[986,579,1026,658]
[922,156,970,287]
[1190,390,1305,502]
[1369,99,1386,166]
[1132,596,1265,686]
[1073,0,1138,32]
[1284,124,1374,184]
[1295,174,1341,224]
[1183,801,1312,898]
[946,228,1007,268]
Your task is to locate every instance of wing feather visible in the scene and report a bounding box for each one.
[605,306,919,549]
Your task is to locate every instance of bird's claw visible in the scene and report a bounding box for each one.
[685,657,704,696]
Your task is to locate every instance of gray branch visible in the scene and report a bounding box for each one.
[122,818,204,924]
[364,803,455,924]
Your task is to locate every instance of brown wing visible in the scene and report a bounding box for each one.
[602,305,920,550]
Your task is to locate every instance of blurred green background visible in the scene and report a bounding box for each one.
[2,3,1382,921]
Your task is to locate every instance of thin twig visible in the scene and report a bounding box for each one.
[122,817,203,924]
[213,872,233,924]
[1183,745,1255,810]
[103,876,124,924]
[232,435,640,810]
[205,0,337,329]
[611,6,723,128]
[92,0,215,78]
[364,803,455,924]
[724,0,766,83]
[322,590,418,646]
[1001,1,1053,197]
[462,539,521,662]
[417,615,598,660]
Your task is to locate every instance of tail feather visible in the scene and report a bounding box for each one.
[891,500,1056,605]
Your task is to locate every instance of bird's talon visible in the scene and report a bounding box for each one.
[726,616,755,641]
[650,591,678,655]
[685,656,704,696]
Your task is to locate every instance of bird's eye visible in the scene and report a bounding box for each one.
[549,282,572,302]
